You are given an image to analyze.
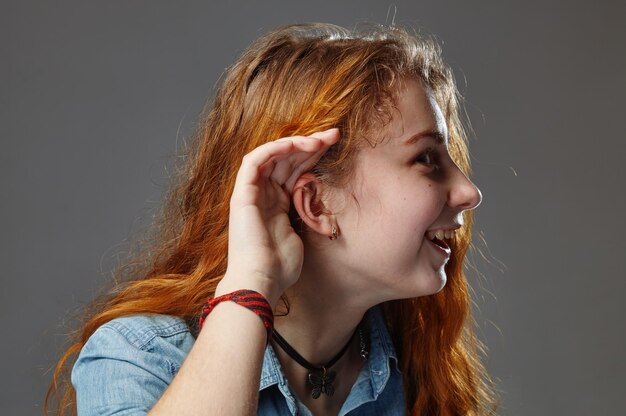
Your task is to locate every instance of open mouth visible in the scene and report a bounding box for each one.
[430,237,449,250]
[425,229,454,257]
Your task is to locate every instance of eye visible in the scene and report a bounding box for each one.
[412,148,439,170]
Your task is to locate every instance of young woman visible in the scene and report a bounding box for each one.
[46,23,496,415]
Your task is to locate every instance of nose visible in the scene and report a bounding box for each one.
[447,167,482,211]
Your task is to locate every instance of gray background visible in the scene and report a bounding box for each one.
[3,1,625,414]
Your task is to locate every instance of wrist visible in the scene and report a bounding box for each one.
[216,271,283,308]
[199,289,274,344]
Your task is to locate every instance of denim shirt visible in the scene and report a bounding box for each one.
[71,306,406,415]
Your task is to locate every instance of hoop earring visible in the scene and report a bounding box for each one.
[329,225,338,240]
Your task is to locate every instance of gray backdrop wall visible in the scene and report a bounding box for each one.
[3,1,625,414]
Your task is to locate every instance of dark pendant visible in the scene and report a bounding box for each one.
[308,368,336,399]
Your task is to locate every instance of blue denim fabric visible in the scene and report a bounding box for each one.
[71,306,406,415]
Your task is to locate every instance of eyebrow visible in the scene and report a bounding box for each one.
[403,130,447,145]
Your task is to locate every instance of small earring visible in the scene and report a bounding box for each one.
[329,225,338,240]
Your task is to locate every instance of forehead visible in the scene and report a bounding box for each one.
[383,79,448,145]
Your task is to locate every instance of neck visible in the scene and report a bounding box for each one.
[270,256,377,408]
[272,264,370,366]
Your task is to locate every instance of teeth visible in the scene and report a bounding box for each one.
[426,229,456,241]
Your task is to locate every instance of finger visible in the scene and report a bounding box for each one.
[236,129,339,186]
[275,128,339,145]
[283,146,330,192]
[268,129,340,183]
[309,128,340,143]
[235,140,295,186]
[258,136,325,181]
[269,144,326,188]
[258,139,320,180]
[260,157,277,179]
[277,130,340,190]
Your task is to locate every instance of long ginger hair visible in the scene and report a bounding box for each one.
[45,23,496,415]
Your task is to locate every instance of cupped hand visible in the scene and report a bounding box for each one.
[217,128,341,305]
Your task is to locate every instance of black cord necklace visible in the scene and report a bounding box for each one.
[272,327,362,399]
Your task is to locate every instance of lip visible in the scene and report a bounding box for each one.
[426,237,451,260]
[426,223,462,233]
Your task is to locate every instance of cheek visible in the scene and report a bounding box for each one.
[387,180,443,228]
[357,178,443,243]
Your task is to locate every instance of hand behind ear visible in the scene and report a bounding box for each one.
[217,129,340,305]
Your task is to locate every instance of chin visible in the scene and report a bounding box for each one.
[417,271,447,296]
[432,278,447,294]
[390,268,448,300]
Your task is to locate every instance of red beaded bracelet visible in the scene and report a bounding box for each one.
[198,289,274,344]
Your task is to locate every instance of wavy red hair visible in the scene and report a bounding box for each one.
[45,23,496,415]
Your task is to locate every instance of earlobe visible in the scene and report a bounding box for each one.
[292,173,337,238]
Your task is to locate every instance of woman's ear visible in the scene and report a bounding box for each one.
[292,172,335,238]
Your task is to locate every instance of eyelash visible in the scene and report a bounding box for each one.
[413,148,439,169]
